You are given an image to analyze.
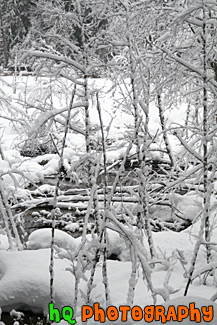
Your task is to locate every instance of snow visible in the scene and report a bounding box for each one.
[43,156,60,176]
[0,224,216,323]
[0,160,10,174]
[105,141,137,163]
[33,184,58,196]
[0,75,216,324]
[28,227,130,261]
[10,309,24,320]
[149,192,202,223]
[27,229,77,251]
[0,75,186,188]
[0,249,74,314]
[1,246,215,323]
[0,234,10,251]
[3,149,22,165]
[64,223,79,233]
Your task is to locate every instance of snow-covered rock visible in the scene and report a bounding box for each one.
[43,156,60,176]
[33,184,57,196]
[27,229,77,251]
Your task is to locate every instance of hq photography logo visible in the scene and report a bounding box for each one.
[48,302,214,324]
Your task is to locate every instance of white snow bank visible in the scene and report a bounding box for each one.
[171,193,201,221]
[0,246,216,324]
[73,228,130,261]
[0,249,74,314]
[150,192,201,223]
[148,227,208,278]
[27,228,130,261]
[27,229,77,251]
[0,249,135,319]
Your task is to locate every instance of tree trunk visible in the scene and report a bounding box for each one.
[202,2,211,264]
[0,7,8,67]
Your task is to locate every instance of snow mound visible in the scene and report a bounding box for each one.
[0,160,10,174]
[150,193,201,223]
[0,234,9,250]
[172,193,201,221]
[0,249,74,314]
[34,184,57,196]
[27,228,129,261]
[27,229,77,251]
[71,228,130,261]
[3,149,21,165]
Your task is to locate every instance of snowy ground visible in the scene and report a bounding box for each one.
[0,225,217,324]
[0,75,216,324]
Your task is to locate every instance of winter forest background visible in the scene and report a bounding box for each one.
[0,0,217,324]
